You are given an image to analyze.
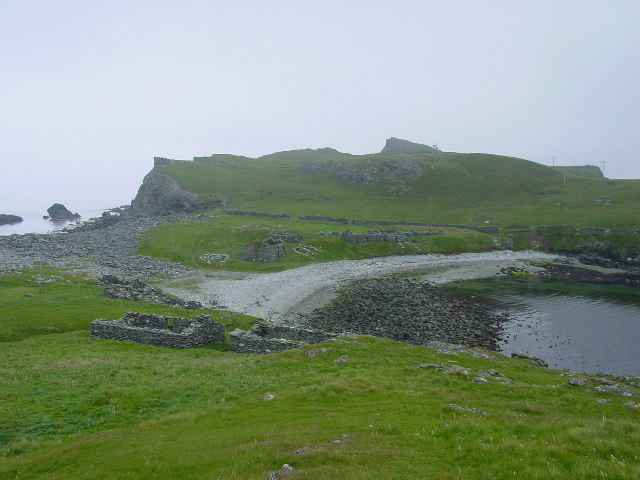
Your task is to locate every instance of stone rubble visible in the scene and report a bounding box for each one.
[305,278,509,350]
[95,275,203,309]
[0,214,191,278]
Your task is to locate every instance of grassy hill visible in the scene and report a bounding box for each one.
[156,148,640,228]
[132,145,640,272]
[1,268,638,479]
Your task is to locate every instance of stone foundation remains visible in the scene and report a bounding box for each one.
[267,232,303,243]
[90,312,225,348]
[243,239,285,261]
[340,229,407,243]
[95,275,203,309]
[229,321,338,354]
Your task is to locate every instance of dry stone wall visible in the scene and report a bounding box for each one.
[243,240,285,262]
[229,321,338,354]
[90,312,225,348]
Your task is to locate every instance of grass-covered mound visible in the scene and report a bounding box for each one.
[1,269,639,479]
[156,148,640,228]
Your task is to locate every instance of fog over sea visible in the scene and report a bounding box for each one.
[0,180,136,236]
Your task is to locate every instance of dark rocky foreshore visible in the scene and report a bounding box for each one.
[0,214,191,278]
[304,278,508,350]
[537,260,640,287]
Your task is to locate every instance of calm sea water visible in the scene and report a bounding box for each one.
[0,209,106,236]
[444,277,640,375]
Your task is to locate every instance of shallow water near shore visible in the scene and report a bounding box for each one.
[0,209,106,236]
[444,276,640,375]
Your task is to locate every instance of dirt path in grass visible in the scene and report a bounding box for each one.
[164,251,563,323]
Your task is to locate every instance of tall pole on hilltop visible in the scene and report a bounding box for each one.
[552,156,556,166]
[600,161,607,178]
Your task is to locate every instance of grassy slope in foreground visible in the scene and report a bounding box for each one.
[159,149,640,228]
[1,272,639,478]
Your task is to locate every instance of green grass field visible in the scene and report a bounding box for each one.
[158,149,640,228]
[1,269,639,479]
[137,215,640,273]
[138,216,497,272]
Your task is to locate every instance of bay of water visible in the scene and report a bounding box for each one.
[444,277,640,375]
[0,209,107,236]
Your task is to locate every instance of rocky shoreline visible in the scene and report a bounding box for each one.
[0,214,191,278]
[303,278,509,350]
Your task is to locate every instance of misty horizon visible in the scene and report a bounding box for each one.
[2,1,638,214]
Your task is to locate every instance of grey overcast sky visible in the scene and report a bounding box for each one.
[1,0,639,214]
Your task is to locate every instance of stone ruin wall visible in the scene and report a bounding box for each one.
[225,210,640,235]
[340,229,439,244]
[243,240,286,262]
[229,322,338,354]
[90,312,225,348]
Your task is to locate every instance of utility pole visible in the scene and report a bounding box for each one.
[552,156,557,166]
[600,161,607,177]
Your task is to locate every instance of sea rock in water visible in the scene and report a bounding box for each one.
[0,214,23,226]
[46,203,80,221]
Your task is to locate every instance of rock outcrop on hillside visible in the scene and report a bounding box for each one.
[130,169,205,216]
[45,203,80,221]
[381,137,439,154]
[557,165,605,179]
[0,214,23,226]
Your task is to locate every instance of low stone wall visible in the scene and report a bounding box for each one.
[229,329,305,354]
[351,219,499,232]
[504,224,640,234]
[229,322,338,354]
[90,312,225,348]
[226,210,291,219]
[300,215,349,223]
[267,233,303,243]
[251,322,337,343]
[243,240,285,261]
[341,229,407,243]
[222,210,640,235]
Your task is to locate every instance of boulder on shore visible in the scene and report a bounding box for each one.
[45,203,80,221]
[0,214,23,226]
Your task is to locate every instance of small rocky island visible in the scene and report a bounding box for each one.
[0,214,23,226]
[44,203,80,221]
